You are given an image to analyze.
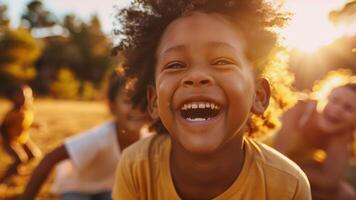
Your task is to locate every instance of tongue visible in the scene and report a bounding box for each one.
[181,108,219,119]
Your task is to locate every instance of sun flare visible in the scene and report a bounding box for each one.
[311,69,354,112]
[279,0,350,53]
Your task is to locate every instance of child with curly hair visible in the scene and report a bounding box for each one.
[113,0,311,199]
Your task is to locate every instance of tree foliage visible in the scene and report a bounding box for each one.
[0,28,42,93]
[51,68,80,99]
[0,1,115,99]
[21,0,56,28]
[0,3,9,30]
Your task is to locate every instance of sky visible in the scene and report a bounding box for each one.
[279,0,354,52]
[2,0,354,52]
[2,0,131,33]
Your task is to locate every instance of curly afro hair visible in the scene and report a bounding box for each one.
[114,0,289,134]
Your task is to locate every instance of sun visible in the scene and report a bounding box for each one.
[278,0,348,53]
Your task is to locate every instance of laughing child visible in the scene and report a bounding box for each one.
[113,0,311,199]
[274,83,356,200]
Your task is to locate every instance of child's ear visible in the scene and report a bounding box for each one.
[251,78,271,114]
[147,85,159,120]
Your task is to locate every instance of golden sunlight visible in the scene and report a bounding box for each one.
[311,69,354,112]
[279,0,349,53]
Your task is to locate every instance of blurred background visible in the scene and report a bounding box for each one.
[0,0,355,199]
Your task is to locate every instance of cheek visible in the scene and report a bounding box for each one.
[325,103,337,112]
[218,73,254,131]
[219,72,254,106]
[155,74,179,115]
[346,113,356,127]
[113,102,130,117]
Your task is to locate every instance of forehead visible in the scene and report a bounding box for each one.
[121,79,136,95]
[156,11,245,56]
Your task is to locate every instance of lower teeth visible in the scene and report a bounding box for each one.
[187,118,210,121]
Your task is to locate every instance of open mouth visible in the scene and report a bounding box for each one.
[180,101,221,122]
[323,114,340,124]
[323,112,340,124]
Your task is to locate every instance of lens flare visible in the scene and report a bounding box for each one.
[310,69,354,112]
[278,0,351,53]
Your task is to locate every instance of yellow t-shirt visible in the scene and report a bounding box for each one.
[113,134,311,200]
[2,108,33,144]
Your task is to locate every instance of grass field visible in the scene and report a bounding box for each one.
[1,99,355,200]
[0,99,110,200]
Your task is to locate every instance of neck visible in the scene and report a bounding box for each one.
[115,123,140,151]
[170,134,245,199]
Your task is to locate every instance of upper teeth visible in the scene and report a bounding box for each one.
[181,102,220,110]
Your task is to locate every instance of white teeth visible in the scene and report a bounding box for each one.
[187,118,208,122]
[181,102,220,110]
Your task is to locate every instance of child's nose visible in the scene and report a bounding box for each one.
[182,70,214,87]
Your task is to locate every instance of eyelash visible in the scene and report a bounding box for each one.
[212,58,236,65]
[162,57,237,71]
[164,61,186,70]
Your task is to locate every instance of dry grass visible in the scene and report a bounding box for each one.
[1,99,355,200]
[0,99,109,200]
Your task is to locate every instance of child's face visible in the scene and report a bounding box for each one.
[111,83,150,134]
[150,12,264,154]
[318,87,356,134]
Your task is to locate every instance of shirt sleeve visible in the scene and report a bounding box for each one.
[292,172,312,200]
[64,128,104,171]
[112,151,138,200]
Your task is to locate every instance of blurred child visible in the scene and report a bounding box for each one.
[0,83,41,183]
[112,0,311,199]
[274,83,356,200]
[17,69,151,200]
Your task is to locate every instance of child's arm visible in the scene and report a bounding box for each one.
[274,101,305,154]
[301,132,351,191]
[17,145,69,200]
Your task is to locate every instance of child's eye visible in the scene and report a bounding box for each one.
[212,58,237,66]
[164,61,186,70]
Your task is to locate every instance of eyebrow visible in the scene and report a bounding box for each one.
[159,41,240,57]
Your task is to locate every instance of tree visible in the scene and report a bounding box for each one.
[0,3,9,30]
[0,28,42,94]
[31,36,82,94]
[329,0,356,25]
[64,14,111,86]
[51,68,80,99]
[21,0,56,29]
[32,14,112,97]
